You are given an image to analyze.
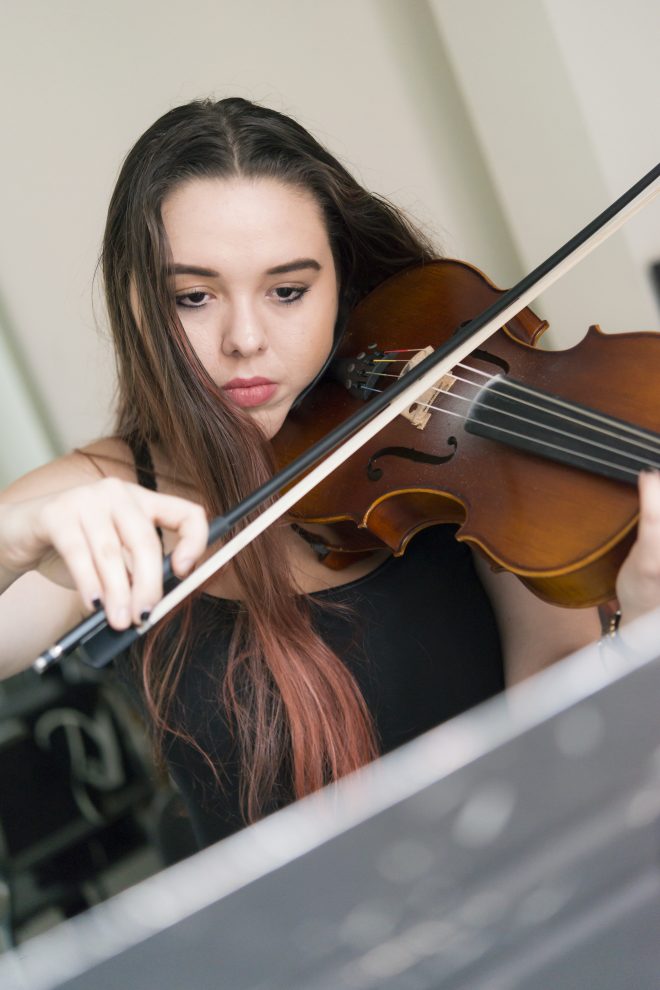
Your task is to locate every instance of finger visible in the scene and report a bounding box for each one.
[109,495,165,624]
[132,487,209,577]
[79,508,134,629]
[637,470,660,549]
[616,472,660,625]
[47,521,105,610]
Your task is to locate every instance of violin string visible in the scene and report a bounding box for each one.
[441,387,660,464]
[374,348,660,450]
[376,369,660,459]
[375,358,498,382]
[361,347,660,463]
[368,355,660,456]
[498,376,660,449]
[359,385,659,480]
[374,347,660,453]
[460,378,660,455]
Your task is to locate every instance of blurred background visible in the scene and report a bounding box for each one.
[0,0,658,950]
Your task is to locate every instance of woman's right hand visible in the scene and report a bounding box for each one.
[0,478,209,630]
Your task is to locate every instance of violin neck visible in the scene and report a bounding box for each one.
[466,377,659,486]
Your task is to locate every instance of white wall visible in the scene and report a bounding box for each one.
[430,0,660,344]
[1,0,658,484]
[543,0,660,273]
[0,310,55,488]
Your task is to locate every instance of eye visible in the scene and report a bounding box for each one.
[273,285,308,305]
[175,291,210,309]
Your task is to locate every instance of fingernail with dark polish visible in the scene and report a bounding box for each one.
[140,608,152,622]
[92,597,103,610]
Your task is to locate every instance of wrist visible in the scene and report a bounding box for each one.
[0,558,22,594]
[0,503,31,591]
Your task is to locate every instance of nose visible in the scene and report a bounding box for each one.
[220,297,268,358]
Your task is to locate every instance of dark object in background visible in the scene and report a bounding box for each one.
[0,661,196,950]
[650,260,660,312]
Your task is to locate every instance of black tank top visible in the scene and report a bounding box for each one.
[118,439,504,848]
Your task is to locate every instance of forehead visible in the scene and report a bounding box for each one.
[161,176,330,266]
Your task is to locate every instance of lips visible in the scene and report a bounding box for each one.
[222,377,277,408]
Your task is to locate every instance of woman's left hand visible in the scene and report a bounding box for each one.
[616,470,660,626]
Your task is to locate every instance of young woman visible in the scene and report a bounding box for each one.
[1,98,659,846]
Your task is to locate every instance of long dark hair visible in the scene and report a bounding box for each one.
[102,97,436,822]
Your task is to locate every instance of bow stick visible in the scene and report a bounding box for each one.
[35,162,660,671]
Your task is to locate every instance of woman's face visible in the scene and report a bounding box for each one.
[161,176,339,438]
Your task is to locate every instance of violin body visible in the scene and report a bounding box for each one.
[273,260,660,608]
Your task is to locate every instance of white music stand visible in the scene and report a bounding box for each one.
[2,610,660,990]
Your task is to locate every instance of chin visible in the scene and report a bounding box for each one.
[250,406,288,441]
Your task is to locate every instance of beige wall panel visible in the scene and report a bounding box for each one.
[0,319,55,487]
[543,0,660,273]
[430,0,660,348]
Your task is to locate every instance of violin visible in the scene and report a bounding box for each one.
[275,259,659,608]
[35,162,660,669]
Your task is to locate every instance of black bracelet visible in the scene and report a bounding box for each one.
[605,609,622,638]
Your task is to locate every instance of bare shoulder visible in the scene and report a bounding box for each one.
[0,436,137,504]
[77,436,138,482]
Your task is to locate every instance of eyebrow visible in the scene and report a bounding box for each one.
[170,263,219,277]
[266,258,321,275]
[170,258,322,278]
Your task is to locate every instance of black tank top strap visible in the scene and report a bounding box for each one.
[125,433,158,492]
[124,432,164,544]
